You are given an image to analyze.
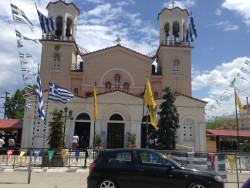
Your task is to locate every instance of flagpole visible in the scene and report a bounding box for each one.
[93,82,97,160]
[234,88,240,188]
[142,83,145,148]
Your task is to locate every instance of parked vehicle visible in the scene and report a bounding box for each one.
[87,148,224,188]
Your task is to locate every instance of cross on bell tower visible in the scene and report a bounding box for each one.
[171,1,175,8]
[115,37,121,45]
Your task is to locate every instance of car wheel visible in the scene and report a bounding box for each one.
[98,178,118,188]
[187,182,207,188]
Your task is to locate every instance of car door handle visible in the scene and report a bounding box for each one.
[166,175,173,178]
[138,169,144,172]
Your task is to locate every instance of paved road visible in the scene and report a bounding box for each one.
[0,169,249,188]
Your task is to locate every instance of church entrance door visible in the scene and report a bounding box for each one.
[107,123,124,149]
[74,122,90,149]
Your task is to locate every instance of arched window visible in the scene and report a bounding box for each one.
[109,114,123,121]
[182,118,194,141]
[173,59,179,75]
[123,82,129,92]
[154,92,158,99]
[55,16,63,37]
[164,23,169,40]
[173,22,180,40]
[66,18,72,39]
[76,113,90,120]
[105,81,111,92]
[53,54,60,71]
[74,88,79,97]
[114,74,121,90]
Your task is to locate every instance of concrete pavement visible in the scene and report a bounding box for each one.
[0,167,249,188]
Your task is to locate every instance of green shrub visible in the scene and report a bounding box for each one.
[242,143,250,152]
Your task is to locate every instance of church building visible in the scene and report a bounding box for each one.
[22,1,207,151]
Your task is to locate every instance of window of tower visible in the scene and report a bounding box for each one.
[114,74,121,90]
[105,81,112,92]
[173,59,179,75]
[123,82,129,92]
[53,54,60,71]
[164,23,169,41]
[66,18,72,39]
[182,118,194,141]
[55,16,63,38]
[74,88,79,97]
[173,22,180,40]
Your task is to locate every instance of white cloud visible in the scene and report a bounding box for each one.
[216,21,239,31]
[222,0,250,27]
[216,9,222,16]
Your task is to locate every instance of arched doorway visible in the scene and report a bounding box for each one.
[107,114,124,149]
[75,113,91,149]
[141,115,155,148]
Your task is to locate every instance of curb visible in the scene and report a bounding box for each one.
[0,167,89,173]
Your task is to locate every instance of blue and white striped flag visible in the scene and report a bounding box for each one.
[35,71,46,120]
[37,9,58,34]
[48,82,74,104]
[183,16,197,42]
[15,30,38,43]
[19,53,32,58]
[11,4,34,29]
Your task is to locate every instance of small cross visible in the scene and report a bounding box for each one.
[171,1,175,8]
[115,37,121,45]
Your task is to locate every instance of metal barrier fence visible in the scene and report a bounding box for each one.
[0,148,98,169]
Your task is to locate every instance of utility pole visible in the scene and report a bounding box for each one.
[1,92,10,119]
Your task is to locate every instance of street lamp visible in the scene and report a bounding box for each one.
[61,106,73,148]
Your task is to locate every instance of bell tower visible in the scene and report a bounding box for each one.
[40,0,80,90]
[157,5,193,96]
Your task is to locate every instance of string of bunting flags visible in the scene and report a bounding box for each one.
[10,3,40,109]
[205,57,250,118]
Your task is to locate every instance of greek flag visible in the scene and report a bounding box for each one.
[37,9,58,34]
[19,53,32,58]
[35,71,46,120]
[11,4,33,29]
[15,30,38,43]
[13,15,26,24]
[183,16,197,42]
[48,82,74,104]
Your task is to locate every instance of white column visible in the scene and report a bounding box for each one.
[62,20,66,40]
[169,23,173,44]
[180,21,183,41]
[72,24,76,41]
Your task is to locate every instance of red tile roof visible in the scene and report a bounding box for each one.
[207,129,250,138]
[0,119,23,129]
[80,44,154,60]
[158,7,189,20]
[174,92,208,104]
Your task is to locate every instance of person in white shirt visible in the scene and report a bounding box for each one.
[72,134,79,151]
[8,138,15,147]
[0,137,5,154]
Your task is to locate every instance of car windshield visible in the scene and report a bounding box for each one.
[159,152,182,167]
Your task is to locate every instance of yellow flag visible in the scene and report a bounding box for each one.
[144,78,157,130]
[93,83,98,121]
[227,155,235,173]
[61,149,67,163]
[144,78,155,109]
[236,92,243,113]
[20,150,26,159]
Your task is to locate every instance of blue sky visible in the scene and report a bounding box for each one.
[0,0,250,120]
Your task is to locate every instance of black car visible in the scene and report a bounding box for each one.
[87,148,224,188]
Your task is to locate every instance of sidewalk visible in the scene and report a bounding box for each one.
[0,167,249,188]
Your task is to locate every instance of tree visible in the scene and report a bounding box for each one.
[206,119,236,130]
[5,85,36,119]
[157,87,179,150]
[48,108,65,152]
[5,89,26,119]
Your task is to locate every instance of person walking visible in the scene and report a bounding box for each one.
[72,134,79,151]
[0,137,5,155]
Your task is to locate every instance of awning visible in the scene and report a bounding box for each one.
[0,119,23,129]
[206,129,250,138]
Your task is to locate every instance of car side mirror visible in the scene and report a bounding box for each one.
[165,163,173,170]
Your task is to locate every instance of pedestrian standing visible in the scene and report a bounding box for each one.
[72,134,79,151]
[8,137,15,148]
